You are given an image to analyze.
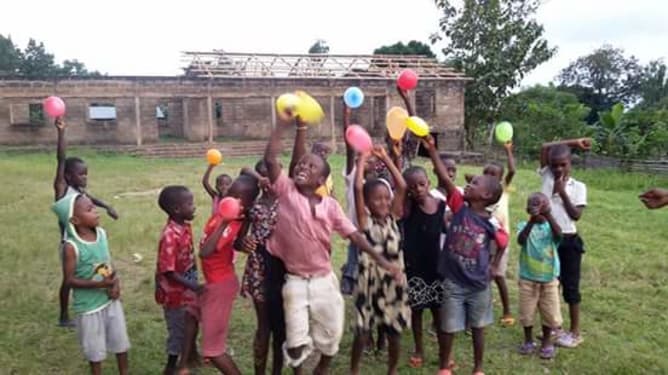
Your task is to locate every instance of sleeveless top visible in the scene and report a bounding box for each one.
[66,227,113,314]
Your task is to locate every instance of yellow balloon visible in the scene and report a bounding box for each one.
[406,116,430,137]
[276,93,300,121]
[386,106,409,140]
[295,91,324,125]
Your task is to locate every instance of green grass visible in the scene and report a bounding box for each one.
[1,151,667,374]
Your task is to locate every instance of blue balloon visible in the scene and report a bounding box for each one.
[344,87,364,109]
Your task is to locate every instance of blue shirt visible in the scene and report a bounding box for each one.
[517,221,560,282]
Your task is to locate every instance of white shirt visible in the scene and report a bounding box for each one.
[539,167,587,234]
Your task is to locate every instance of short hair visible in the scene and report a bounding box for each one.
[215,174,232,183]
[363,178,391,201]
[483,175,503,205]
[402,166,427,181]
[235,174,261,201]
[314,153,331,179]
[64,157,85,175]
[158,185,190,214]
[438,153,457,165]
[485,161,504,176]
[548,144,571,162]
[254,159,267,174]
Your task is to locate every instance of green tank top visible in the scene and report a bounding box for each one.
[66,227,112,314]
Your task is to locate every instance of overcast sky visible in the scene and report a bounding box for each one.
[1,0,666,86]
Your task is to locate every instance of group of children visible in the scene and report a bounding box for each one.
[51,87,593,375]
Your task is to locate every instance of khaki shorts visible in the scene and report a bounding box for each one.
[518,279,563,329]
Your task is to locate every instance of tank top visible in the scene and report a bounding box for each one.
[66,227,113,314]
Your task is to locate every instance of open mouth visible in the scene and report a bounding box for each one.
[295,170,308,183]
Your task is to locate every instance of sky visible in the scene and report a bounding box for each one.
[1,0,667,87]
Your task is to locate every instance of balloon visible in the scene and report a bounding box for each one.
[218,197,242,221]
[406,116,430,137]
[43,96,66,117]
[345,124,373,153]
[295,91,324,125]
[397,69,418,91]
[495,121,514,144]
[276,93,301,121]
[206,149,223,165]
[343,87,364,109]
[386,106,409,140]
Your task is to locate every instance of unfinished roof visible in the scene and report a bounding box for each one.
[181,51,468,80]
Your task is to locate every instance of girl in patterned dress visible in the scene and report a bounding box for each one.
[350,146,410,375]
[235,160,282,375]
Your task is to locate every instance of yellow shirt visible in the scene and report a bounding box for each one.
[315,174,334,197]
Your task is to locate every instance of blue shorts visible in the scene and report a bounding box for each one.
[439,279,493,333]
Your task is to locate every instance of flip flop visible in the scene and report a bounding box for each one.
[499,315,515,327]
[408,355,423,368]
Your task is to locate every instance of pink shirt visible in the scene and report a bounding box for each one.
[267,172,357,277]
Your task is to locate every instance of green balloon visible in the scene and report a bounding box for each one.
[495,121,513,143]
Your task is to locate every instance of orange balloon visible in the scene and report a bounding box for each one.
[386,106,408,140]
[206,149,222,165]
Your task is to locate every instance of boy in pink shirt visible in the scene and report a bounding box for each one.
[264,118,401,374]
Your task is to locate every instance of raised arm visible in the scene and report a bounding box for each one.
[264,119,290,184]
[202,165,218,199]
[540,138,592,168]
[344,106,355,175]
[374,146,406,219]
[503,142,516,186]
[289,117,308,178]
[423,135,457,196]
[54,117,68,200]
[354,152,369,230]
[88,194,118,220]
[397,86,414,116]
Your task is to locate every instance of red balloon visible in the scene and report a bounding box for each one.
[217,197,241,221]
[345,124,373,153]
[397,69,418,91]
[43,96,66,117]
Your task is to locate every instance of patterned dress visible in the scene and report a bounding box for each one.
[241,198,278,302]
[354,216,411,334]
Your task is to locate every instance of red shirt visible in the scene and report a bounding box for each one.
[155,220,198,308]
[200,216,241,284]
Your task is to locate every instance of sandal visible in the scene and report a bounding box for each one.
[499,315,515,327]
[408,354,423,368]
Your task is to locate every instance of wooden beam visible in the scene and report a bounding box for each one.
[134,96,142,146]
[207,95,213,143]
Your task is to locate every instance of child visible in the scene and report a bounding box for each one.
[235,160,283,375]
[422,136,509,375]
[53,117,118,327]
[350,146,410,375]
[517,193,563,359]
[539,138,591,348]
[53,193,130,374]
[198,175,260,374]
[401,164,446,369]
[202,164,232,215]
[263,118,401,374]
[156,186,201,374]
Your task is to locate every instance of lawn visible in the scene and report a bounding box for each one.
[1,150,667,374]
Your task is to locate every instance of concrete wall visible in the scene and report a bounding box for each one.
[0,77,466,148]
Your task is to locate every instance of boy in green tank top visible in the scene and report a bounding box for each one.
[53,193,130,375]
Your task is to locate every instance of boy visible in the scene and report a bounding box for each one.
[53,118,118,327]
[539,138,591,348]
[263,117,401,374]
[422,136,508,375]
[517,193,563,359]
[53,193,130,375]
[156,186,201,374]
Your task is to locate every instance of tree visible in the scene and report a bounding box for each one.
[432,0,556,149]
[373,41,435,58]
[0,34,22,76]
[638,60,668,108]
[558,45,642,123]
[499,85,591,157]
[308,39,329,54]
[18,38,58,78]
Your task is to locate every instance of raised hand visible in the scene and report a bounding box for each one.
[107,207,119,220]
[371,145,389,161]
[577,138,593,151]
[54,117,65,130]
[420,135,436,151]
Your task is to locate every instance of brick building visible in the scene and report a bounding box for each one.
[0,52,468,150]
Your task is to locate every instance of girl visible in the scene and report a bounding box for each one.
[401,164,446,369]
[350,146,410,375]
[202,164,232,215]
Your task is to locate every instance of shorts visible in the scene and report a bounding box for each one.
[558,234,585,304]
[282,272,344,367]
[518,279,563,329]
[200,275,239,358]
[163,305,198,356]
[492,246,509,277]
[76,300,131,362]
[439,279,493,333]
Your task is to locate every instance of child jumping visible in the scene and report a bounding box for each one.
[517,192,563,359]
[156,186,201,374]
[53,193,130,375]
[422,136,509,375]
[539,138,591,348]
[263,117,401,374]
[198,174,260,374]
[53,117,118,327]
[349,146,410,375]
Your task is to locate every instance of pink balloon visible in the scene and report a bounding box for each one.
[345,124,373,153]
[397,69,418,91]
[218,197,241,221]
[43,96,66,117]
